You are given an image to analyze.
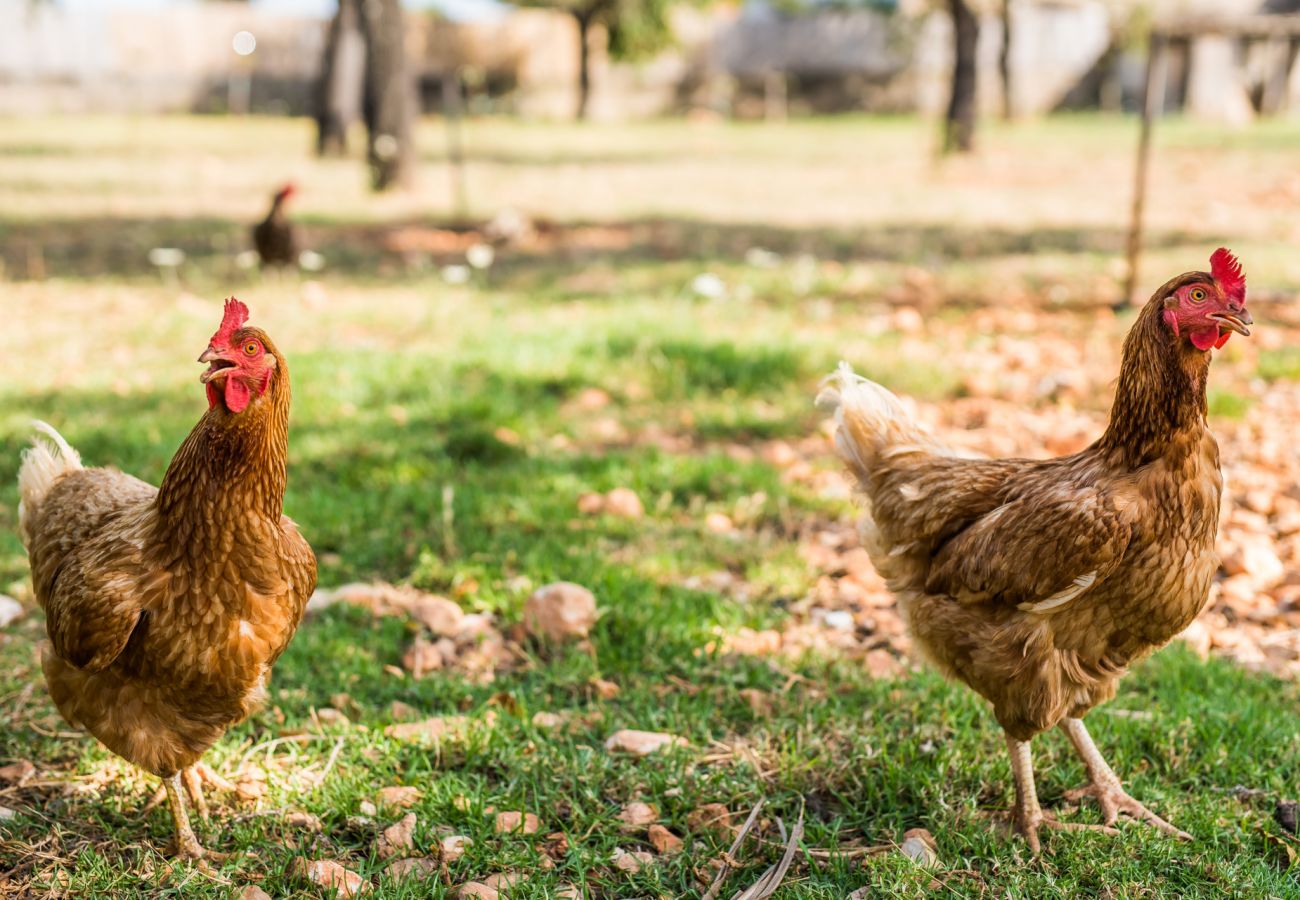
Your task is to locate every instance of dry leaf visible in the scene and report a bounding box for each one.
[388,700,419,721]
[604,729,687,756]
[577,492,605,515]
[376,786,422,810]
[705,513,735,534]
[617,801,658,830]
[402,637,445,677]
[238,887,272,900]
[291,858,368,897]
[524,583,598,642]
[556,885,581,899]
[456,883,500,899]
[376,813,417,859]
[383,857,439,880]
[531,711,565,729]
[738,688,773,716]
[647,823,683,854]
[494,811,541,834]
[481,872,527,891]
[686,804,731,835]
[0,760,35,786]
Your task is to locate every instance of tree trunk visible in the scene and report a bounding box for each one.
[999,0,1013,119]
[944,0,979,154]
[575,10,593,121]
[315,0,364,156]
[359,0,415,190]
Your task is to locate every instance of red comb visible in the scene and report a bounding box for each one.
[1210,247,1245,303]
[211,297,249,346]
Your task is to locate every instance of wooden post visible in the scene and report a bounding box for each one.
[441,70,469,221]
[1123,32,1168,307]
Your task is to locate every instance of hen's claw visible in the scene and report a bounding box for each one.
[1062,781,1191,840]
[1015,809,1119,856]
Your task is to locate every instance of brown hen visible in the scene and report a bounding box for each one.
[17,298,316,859]
[252,183,298,269]
[818,249,1252,853]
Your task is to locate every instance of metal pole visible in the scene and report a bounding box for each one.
[1123,32,1168,306]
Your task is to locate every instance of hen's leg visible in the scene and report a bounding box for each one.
[1059,717,1191,840]
[163,773,206,860]
[1006,734,1118,855]
[180,761,236,823]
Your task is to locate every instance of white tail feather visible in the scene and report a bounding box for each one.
[815,361,938,481]
[17,420,83,548]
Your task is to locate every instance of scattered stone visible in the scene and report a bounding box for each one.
[493,811,541,834]
[647,823,684,854]
[238,887,272,900]
[524,583,598,642]
[617,801,657,830]
[898,827,938,867]
[285,811,323,832]
[376,812,417,859]
[383,857,439,880]
[604,488,644,519]
[612,847,653,874]
[604,730,687,756]
[440,834,472,862]
[291,858,368,897]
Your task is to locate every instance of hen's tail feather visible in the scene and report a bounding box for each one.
[816,362,939,484]
[18,421,83,548]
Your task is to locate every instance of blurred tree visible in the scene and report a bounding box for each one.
[516,0,678,120]
[315,0,415,189]
[315,0,364,155]
[943,0,978,153]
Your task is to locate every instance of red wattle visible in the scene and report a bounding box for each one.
[1214,331,1231,349]
[225,378,251,412]
[1189,327,1220,351]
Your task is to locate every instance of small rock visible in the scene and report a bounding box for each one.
[591,678,620,700]
[376,786,422,810]
[291,858,369,897]
[494,811,540,834]
[822,610,855,631]
[1277,800,1299,835]
[359,800,377,816]
[440,834,471,862]
[411,594,465,636]
[704,513,735,534]
[617,801,657,830]
[524,583,598,642]
[603,488,644,519]
[898,827,938,867]
[376,812,417,859]
[612,847,653,874]
[384,857,439,880]
[384,716,471,743]
[481,872,526,891]
[604,729,687,757]
[647,823,683,854]
[577,492,605,515]
[285,811,324,832]
[238,887,273,900]
[0,595,23,628]
[0,806,16,822]
[531,711,565,729]
[388,700,419,721]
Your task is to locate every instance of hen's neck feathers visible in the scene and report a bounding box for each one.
[1098,278,1211,468]
[156,355,292,532]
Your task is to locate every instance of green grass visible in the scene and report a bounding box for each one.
[1,114,1298,897]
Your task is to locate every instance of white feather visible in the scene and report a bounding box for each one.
[17,420,83,548]
[1018,571,1097,613]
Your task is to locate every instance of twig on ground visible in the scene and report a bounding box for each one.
[702,800,765,900]
[730,807,805,900]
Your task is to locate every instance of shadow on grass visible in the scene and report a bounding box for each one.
[0,213,1212,284]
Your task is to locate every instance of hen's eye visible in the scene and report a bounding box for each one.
[1189,288,1207,303]
[244,341,260,356]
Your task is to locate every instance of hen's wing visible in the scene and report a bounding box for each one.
[28,469,159,671]
[923,485,1134,611]
[272,516,317,662]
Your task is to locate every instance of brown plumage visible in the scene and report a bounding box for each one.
[17,298,316,859]
[252,184,298,268]
[818,249,1252,854]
